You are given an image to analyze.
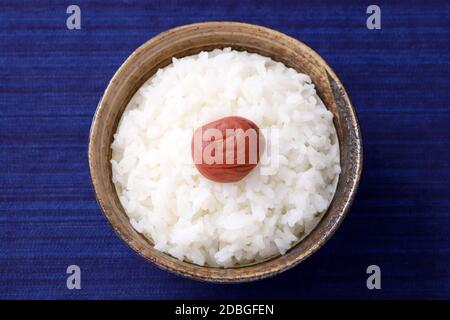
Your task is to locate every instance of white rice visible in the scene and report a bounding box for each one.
[111,48,341,267]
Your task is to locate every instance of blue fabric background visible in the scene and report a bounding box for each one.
[1,0,449,299]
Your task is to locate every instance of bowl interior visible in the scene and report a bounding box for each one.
[89,22,362,282]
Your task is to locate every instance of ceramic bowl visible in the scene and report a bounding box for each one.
[88,22,363,282]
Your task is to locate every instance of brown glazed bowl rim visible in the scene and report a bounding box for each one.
[89,21,363,282]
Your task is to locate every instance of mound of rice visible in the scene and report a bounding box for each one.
[111,48,340,267]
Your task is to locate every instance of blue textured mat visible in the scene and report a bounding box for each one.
[1,0,449,299]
